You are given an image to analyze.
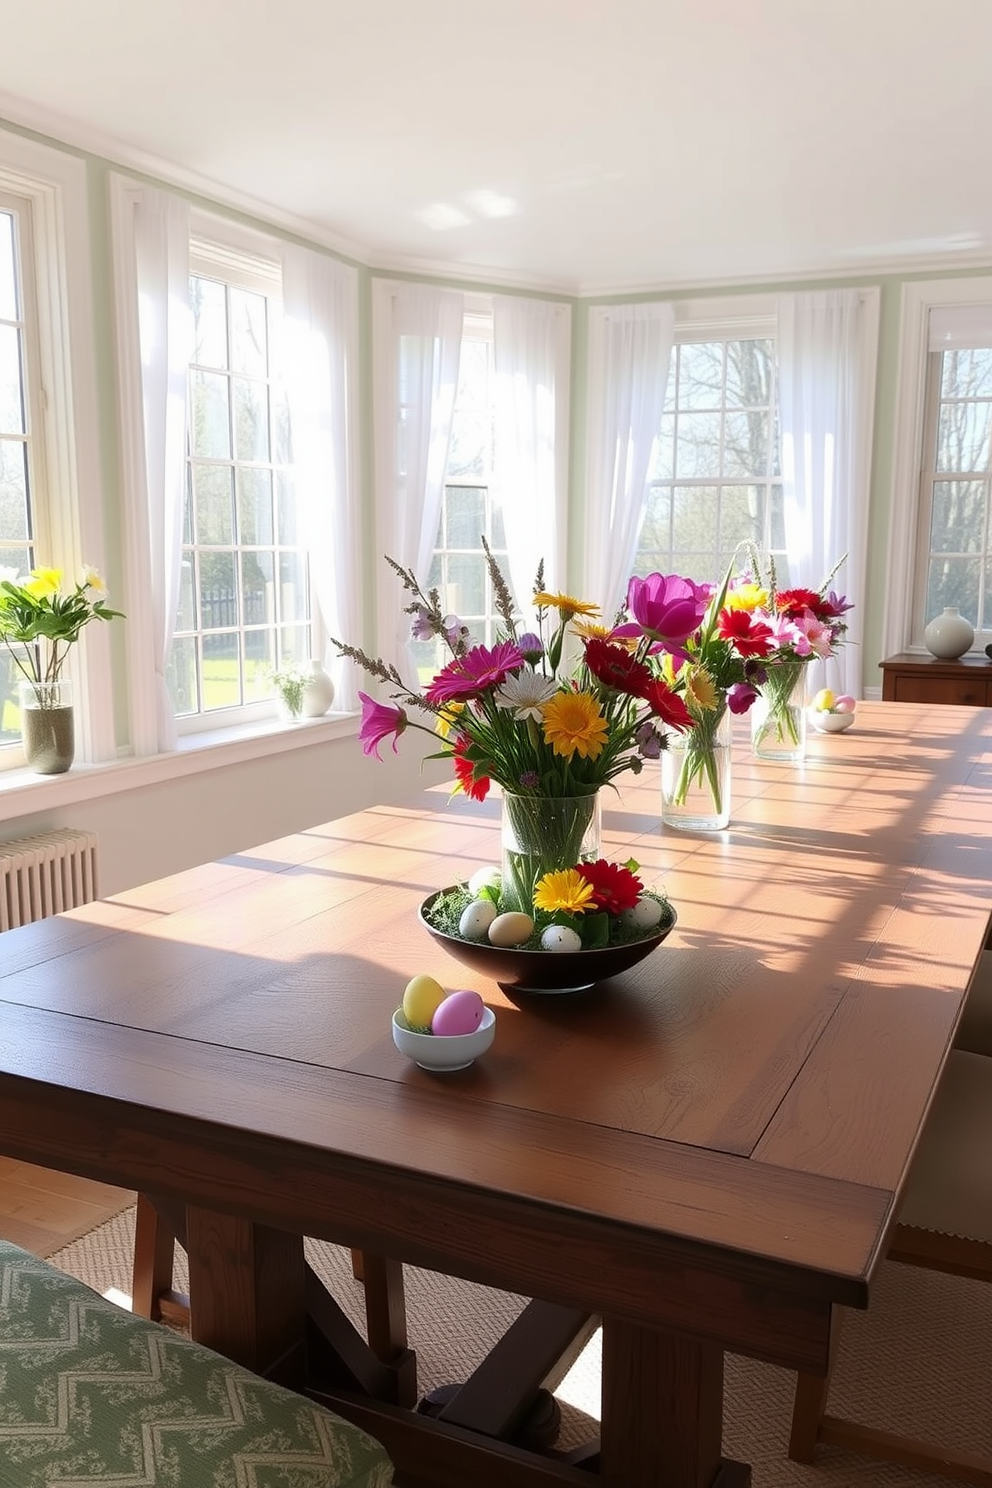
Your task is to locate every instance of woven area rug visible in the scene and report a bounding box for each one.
[49,1207,992,1487]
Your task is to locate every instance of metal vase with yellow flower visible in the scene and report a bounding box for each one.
[0,564,124,774]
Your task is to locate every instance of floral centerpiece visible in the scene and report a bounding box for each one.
[739,550,853,761]
[617,559,774,828]
[333,544,692,949]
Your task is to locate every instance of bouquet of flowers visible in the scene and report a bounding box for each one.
[0,564,124,706]
[333,544,694,926]
[740,549,853,757]
[617,559,774,821]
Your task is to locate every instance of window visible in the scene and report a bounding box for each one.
[170,245,315,724]
[410,315,517,680]
[0,189,48,755]
[913,325,992,646]
[635,335,786,583]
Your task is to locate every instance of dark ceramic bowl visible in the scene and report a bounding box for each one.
[419,890,677,995]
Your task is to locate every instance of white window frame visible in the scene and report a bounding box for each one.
[0,129,111,769]
[885,275,992,659]
[634,293,780,578]
[174,218,322,735]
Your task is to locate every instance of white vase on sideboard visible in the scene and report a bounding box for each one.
[923,607,975,660]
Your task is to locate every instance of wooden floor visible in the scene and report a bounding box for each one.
[0,1158,133,1257]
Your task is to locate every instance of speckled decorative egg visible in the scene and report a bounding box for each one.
[458,898,498,940]
[431,989,485,1036]
[468,866,501,896]
[540,924,583,953]
[488,911,534,947]
[620,895,665,932]
[401,973,447,1030]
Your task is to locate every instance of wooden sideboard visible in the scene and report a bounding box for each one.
[879,651,992,706]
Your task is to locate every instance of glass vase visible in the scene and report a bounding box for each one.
[18,679,75,775]
[500,792,601,915]
[661,707,732,831]
[751,661,808,763]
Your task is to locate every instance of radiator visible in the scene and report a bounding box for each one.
[0,829,99,931]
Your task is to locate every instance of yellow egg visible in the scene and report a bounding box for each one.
[402,973,447,1030]
[812,688,836,712]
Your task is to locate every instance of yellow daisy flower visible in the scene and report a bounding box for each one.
[533,591,600,619]
[533,868,596,915]
[570,618,613,641]
[683,666,719,712]
[24,567,62,599]
[725,583,769,613]
[541,690,609,759]
[434,701,464,738]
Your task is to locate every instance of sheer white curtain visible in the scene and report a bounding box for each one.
[110,176,191,754]
[778,289,878,698]
[583,302,675,619]
[281,246,360,712]
[492,296,571,619]
[372,281,463,672]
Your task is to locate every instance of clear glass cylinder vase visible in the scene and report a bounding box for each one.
[751,663,808,763]
[500,792,601,915]
[18,679,75,775]
[661,707,732,831]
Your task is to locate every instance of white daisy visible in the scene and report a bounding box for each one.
[494,671,558,721]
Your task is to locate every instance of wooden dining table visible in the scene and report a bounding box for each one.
[0,698,990,1488]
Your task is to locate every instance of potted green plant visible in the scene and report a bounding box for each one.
[0,564,124,774]
[271,664,309,722]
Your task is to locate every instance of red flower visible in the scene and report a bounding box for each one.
[576,859,643,914]
[775,588,830,622]
[717,608,774,658]
[452,735,491,802]
[641,678,694,730]
[584,637,651,695]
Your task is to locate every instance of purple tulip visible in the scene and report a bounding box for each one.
[615,573,710,647]
[358,691,407,759]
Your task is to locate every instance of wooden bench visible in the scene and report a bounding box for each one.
[0,1237,394,1487]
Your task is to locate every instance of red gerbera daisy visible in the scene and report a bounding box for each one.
[641,677,694,731]
[583,637,652,695]
[774,588,830,622]
[576,859,643,914]
[451,735,491,802]
[717,607,774,658]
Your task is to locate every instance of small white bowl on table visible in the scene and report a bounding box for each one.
[809,709,855,733]
[391,1006,496,1071]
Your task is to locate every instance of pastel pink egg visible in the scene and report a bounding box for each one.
[431,989,485,1037]
[834,695,857,713]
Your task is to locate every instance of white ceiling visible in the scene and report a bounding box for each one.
[2,0,990,294]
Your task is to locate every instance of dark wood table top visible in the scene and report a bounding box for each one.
[0,699,989,1485]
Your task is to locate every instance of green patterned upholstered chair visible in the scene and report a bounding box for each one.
[0,1238,393,1487]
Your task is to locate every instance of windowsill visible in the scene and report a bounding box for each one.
[0,711,360,823]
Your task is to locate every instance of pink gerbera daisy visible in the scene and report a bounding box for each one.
[425,641,525,705]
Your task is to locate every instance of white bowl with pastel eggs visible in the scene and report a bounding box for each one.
[809,688,857,733]
[392,975,496,1071]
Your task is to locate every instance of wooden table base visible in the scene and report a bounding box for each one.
[131,1196,751,1488]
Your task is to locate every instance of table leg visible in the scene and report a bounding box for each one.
[185,1207,308,1388]
[600,1317,749,1488]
